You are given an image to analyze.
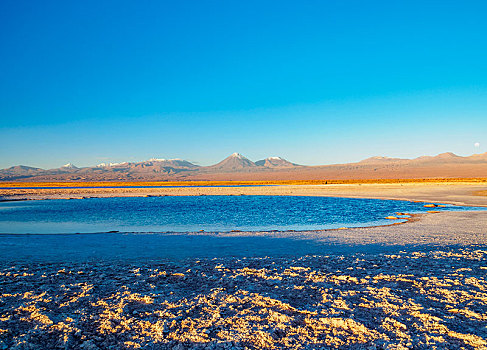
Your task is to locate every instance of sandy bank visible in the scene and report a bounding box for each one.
[1,182,487,207]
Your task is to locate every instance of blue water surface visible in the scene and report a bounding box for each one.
[0,195,482,234]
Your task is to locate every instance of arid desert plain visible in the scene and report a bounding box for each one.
[0,180,486,349]
[3,0,487,348]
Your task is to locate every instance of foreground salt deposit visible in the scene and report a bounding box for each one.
[1,247,486,349]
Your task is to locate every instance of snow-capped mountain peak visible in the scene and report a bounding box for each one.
[210,153,256,169]
[231,152,245,159]
[62,163,78,169]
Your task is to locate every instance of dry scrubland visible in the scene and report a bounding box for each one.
[1,248,487,349]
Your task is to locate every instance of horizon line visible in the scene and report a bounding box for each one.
[3,150,487,170]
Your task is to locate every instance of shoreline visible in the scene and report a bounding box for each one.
[1,182,487,207]
[1,210,486,262]
[1,182,486,243]
[0,213,414,237]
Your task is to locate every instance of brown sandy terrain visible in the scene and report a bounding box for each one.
[181,163,487,181]
[2,181,487,207]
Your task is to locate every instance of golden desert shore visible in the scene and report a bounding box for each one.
[1,179,487,207]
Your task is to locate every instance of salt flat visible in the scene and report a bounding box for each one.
[0,184,486,349]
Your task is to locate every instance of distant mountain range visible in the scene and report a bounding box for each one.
[1,152,487,181]
[358,152,487,164]
[0,153,300,181]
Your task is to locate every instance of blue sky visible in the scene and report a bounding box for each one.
[1,0,486,168]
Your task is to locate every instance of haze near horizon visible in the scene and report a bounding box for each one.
[1,1,486,169]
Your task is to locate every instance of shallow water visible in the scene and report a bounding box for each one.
[0,195,481,234]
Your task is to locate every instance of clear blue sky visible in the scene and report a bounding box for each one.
[1,0,486,168]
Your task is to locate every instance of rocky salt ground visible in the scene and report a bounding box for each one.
[0,248,486,349]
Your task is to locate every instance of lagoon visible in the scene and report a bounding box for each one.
[0,195,480,234]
